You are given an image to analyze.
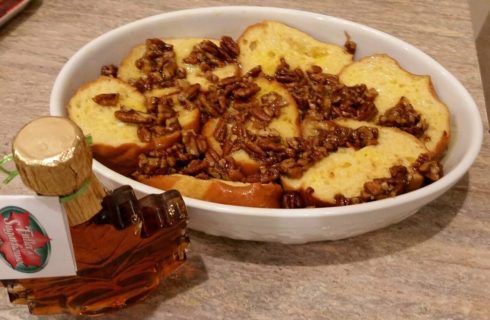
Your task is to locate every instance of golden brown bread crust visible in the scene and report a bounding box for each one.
[92,143,148,176]
[93,131,182,176]
[138,174,283,208]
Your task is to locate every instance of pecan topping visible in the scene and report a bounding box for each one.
[179,83,201,102]
[183,36,239,71]
[281,191,306,208]
[275,58,378,121]
[360,166,409,201]
[182,131,208,156]
[137,126,152,142]
[183,159,209,175]
[413,154,443,181]
[378,97,428,137]
[331,165,413,206]
[115,108,154,124]
[347,126,379,149]
[130,38,178,92]
[245,65,262,78]
[92,93,119,106]
[220,36,240,60]
[344,32,357,55]
[101,64,118,78]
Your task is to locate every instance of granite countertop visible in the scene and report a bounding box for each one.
[0,0,489,319]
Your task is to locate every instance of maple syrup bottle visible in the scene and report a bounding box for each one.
[3,117,189,315]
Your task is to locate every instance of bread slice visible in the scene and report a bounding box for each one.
[137,174,283,208]
[250,77,301,138]
[118,38,239,90]
[281,119,428,205]
[338,54,450,157]
[67,76,149,174]
[67,77,198,175]
[238,20,353,75]
[202,77,301,174]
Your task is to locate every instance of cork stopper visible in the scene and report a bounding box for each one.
[12,116,107,226]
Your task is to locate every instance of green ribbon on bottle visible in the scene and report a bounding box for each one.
[59,178,90,203]
[0,154,19,184]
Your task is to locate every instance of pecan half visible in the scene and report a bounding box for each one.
[100,64,118,78]
[281,191,306,208]
[92,93,119,107]
[220,36,240,60]
[115,108,154,124]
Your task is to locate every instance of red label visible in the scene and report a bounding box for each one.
[0,207,51,272]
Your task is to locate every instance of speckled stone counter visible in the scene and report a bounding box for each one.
[0,0,489,319]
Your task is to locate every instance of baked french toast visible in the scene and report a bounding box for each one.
[282,119,430,206]
[67,22,449,208]
[118,38,239,91]
[339,54,450,157]
[202,77,301,174]
[67,77,200,175]
[67,76,149,175]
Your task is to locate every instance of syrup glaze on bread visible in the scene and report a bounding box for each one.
[67,21,448,208]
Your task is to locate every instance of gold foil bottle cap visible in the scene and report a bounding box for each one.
[12,116,106,226]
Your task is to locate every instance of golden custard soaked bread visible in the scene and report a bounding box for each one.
[202,77,301,174]
[67,22,448,209]
[238,20,353,75]
[282,119,430,206]
[67,76,149,175]
[67,77,199,175]
[339,54,450,157]
[138,174,282,208]
[118,38,239,91]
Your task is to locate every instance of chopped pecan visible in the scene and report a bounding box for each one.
[249,107,272,122]
[360,165,409,201]
[244,165,280,183]
[257,136,285,152]
[100,64,118,77]
[92,93,119,107]
[205,149,221,165]
[213,118,227,142]
[378,97,428,137]
[183,36,238,72]
[183,159,210,175]
[115,108,154,124]
[243,139,266,157]
[164,117,181,133]
[232,82,261,99]
[348,126,379,149]
[137,126,152,142]
[418,159,443,181]
[130,38,178,91]
[245,65,262,78]
[344,32,357,55]
[176,67,187,79]
[179,83,201,102]
[331,84,378,121]
[281,191,306,208]
[220,36,240,60]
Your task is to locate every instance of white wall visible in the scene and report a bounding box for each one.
[469,0,490,38]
